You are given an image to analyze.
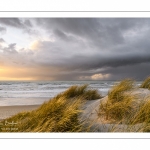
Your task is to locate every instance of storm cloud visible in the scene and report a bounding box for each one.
[1,18,150,80]
[0,18,32,29]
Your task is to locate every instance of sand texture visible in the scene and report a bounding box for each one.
[79,88,150,132]
[0,105,40,120]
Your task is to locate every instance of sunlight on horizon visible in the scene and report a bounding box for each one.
[0,66,35,81]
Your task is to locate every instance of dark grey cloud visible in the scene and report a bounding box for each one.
[101,63,150,81]
[0,18,24,28]
[0,18,32,29]
[24,19,32,28]
[35,18,150,49]
[0,18,39,36]
[54,29,69,41]
[29,18,150,80]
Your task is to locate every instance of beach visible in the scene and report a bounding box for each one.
[0,80,149,132]
[0,105,40,121]
[0,80,115,106]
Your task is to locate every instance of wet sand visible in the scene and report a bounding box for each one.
[0,105,40,120]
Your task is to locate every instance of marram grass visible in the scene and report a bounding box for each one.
[57,84,102,100]
[140,76,150,89]
[99,79,136,122]
[130,97,150,125]
[108,79,134,103]
[98,78,150,132]
[110,97,150,132]
[0,85,101,132]
[99,94,136,122]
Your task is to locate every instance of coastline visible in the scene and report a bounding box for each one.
[0,105,40,121]
[0,81,150,132]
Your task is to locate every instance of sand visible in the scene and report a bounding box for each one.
[79,88,150,132]
[1,88,150,132]
[0,105,40,120]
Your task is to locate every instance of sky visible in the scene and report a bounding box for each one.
[0,18,150,81]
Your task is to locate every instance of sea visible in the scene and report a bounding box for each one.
[0,80,142,106]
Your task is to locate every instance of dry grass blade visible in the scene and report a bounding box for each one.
[99,79,136,123]
[62,84,102,100]
[140,76,150,89]
[108,79,134,103]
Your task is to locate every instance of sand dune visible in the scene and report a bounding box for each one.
[1,88,150,132]
[79,88,150,132]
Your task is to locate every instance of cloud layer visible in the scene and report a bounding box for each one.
[0,18,150,80]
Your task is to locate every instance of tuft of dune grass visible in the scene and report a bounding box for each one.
[140,76,150,90]
[0,85,101,132]
[130,97,150,125]
[98,78,150,132]
[108,79,134,103]
[100,94,136,122]
[110,97,150,132]
[59,84,102,100]
[99,79,136,122]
